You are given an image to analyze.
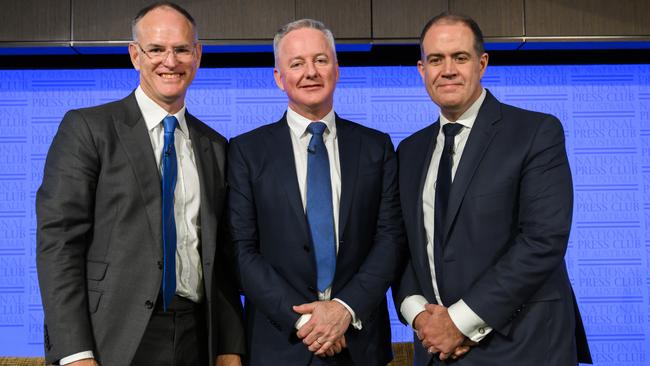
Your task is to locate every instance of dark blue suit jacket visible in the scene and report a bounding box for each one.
[228,115,406,366]
[395,91,591,365]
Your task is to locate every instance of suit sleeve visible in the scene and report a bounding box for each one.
[392,142,426,325]
[463,115,573,334]
[332,134,407,322]
[36,110,99,363]
[212,141,246,355]
[227,139,306,334]
[392,258,424,325]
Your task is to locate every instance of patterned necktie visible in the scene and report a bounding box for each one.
[161,115,178,311]
[433,122,463,291]
[306,122,336,292]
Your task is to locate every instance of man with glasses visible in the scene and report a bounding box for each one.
[36,2,244,366]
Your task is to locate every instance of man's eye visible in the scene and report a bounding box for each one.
[175,48,192,55]
[148,48,164,55]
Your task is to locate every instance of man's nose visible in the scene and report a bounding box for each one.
[305,61,318,77]
[161,50,178,67]
[441,59,457,76]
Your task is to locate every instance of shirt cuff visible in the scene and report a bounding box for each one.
[295,313,312,330]
[333,298,362,330]
[448,299,492,342]
[60,351,94,365]
[400,295,428,328]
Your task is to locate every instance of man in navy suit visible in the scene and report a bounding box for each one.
[228,19,405,366]
[394,12,592,365]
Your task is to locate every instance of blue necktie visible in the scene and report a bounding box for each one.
[306,122,336,292]
[434,123,463,290]
[161,115,178,311]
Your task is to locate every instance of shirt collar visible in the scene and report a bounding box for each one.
[135,86,189,137]
[439,88,487,130]
[286,106,337,140]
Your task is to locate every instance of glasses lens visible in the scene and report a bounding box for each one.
[174,46,194,60]
[139,44,195,62]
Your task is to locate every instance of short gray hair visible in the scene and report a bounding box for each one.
[273,19,337,67]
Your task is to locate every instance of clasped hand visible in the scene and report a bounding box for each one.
[414,304,477,361]
[293,300,351,357]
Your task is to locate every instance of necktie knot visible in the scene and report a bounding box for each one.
[307,122,327,137]
[307,122,328,154]
[163,115,178,134]
[442,123,463,138]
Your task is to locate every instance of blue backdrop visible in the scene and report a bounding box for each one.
[0,64,648,365]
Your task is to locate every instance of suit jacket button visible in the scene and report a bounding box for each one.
[157,261,163,270]
[145,300,154,309]
[303,245,310,252]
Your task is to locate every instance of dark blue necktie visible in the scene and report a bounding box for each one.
[161,115,178,311]
[433,122,463,291]
[306,122,336,292]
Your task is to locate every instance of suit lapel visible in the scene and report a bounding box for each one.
[444,92,501,239]
[336,116,360,240]
[415,123,438,299]
[113,93,163,256]
[267,118,310,238]
[186,113,218,265]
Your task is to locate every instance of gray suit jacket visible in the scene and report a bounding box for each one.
[36,93,245,365]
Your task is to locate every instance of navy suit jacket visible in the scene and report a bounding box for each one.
[395,91,591,365]
[228,115,406,366]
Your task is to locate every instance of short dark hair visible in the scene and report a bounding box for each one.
[132,2,197,41]
[419,12,485,57]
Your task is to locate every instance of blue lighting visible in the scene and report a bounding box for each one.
[0,64,649,365]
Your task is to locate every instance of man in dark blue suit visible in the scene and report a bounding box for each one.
[228,19,405,366]
[394,13,592,365]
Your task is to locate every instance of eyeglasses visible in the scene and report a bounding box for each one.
[135,43,196,63]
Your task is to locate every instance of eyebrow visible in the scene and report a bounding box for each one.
[286,53,330,63]
[426,51,471,60]
[142,42,192,48]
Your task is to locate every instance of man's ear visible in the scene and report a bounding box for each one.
[128,43,141,71]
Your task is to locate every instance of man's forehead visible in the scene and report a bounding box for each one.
[422,24,474,50]
[135,8,195,39]
[280,29,329,49]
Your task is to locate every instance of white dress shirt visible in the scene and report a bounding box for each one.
[400,89,493,343]
[137,86,203,303]
[60,87,203,365]
[285,107,361,331]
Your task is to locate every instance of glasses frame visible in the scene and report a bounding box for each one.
[134,42,197,62]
